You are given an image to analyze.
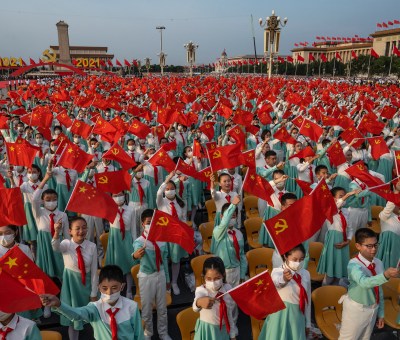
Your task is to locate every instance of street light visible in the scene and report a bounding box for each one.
[259,10,287,78]
[144,57,151,74]
[156,26,166,76]
[184,41,199,77]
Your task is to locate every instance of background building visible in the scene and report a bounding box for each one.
[49,46,114,64]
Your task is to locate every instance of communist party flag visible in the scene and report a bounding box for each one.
[56,110,72,128]
[394,151,400,175]
[288,146,315,160]
[326,141,346,166]
[176,158,202,181]
[240,149,256,168]
[196,166,213,187]
[148,210,195,254]
[56,142,94,173]
[0,188,27,226]
[273,127,297,145]
[340,126,364,148]
[94,170,132,194]
[70,119,92,139]
[345,161,385,187]
[0,269,42,313]
[66,180,118,222]
[102,143,137,170]
[206,143,242,171]
[199,122,215,140]
[242,168,274,206]
[161,140,177,152]
[227,125,246,150]
[5,140,37,167]
[370,187,400,206]
[292,116,304,128]
[299,119,323,142]
[148,148,176,172]
[227,270,285,320]
[92,116,118,143]
[0,245,59,295]
[128,119,151,139]
[369,136,389,160]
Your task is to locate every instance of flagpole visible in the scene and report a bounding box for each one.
[63,180,80,213]
[348,59,352,78]
[393,150,399,177]
[367,177,400,191]
[285,60,288,75]
[367,53,372,79]
[332,57,336,77]
[318,60,321,77]
[388,53,393,77]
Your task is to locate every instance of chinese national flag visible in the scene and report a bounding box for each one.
[5,140,37,167]
[227,125,246,150]
[66,180,118,222]
[273,127,297,145]
[56,110,72,128]
[0,245,60,295]
[161,140,177,152]
[369,136,389,160]
[381,106,397,119]
[56,142,94,173]
[148,148,176,172]
[326,141,346,166]
[299,119,323,142]
[240,149,256,168]
[257,108,273,125]
[199,122,215,140]
[369,187,400,206]
[288,146,315,160]
[128,119,151,139]
[70,120,92,139]
[0,115,8,129]
[311,179,338,223]
[0,269,42,313]
[242,168,274,206]
[345,161,385,187]
[192,139,206,159]
[295,179,313,196]
[148,210,195,254]
[94,170,132,194]
[102,143,137,170]
[0,188,27,226]
[175,159,202,181]
[394,151,400,175]
[227,270,285,320]
[233,109,253,127]
[218,103,233,119]
[206,143,242,171]
[20,106,53,128]
[358,114,384,136]
[371,48,380,58]
[340,126,364,148]
[92,116,118,143]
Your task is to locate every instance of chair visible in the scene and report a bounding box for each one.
[382,278,400,332]
[250,316,265,340]
[308,242,325,282]
[176,307,199,340]
[205,199,217,222]
[40,331,62,340]
[191,254,214,287]
[246,248,274,278]
[312,286,347,340]
[199,222,214,254]
[244,217,263,249]
[348,237,358,258]
[369,220,381,234]
[99,232,109,267]
[130,264,172,310]
[243,196,259,219]
[371,205,384,221]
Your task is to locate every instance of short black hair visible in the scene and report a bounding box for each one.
[202,256,226,282]
[282,243,306,260]
[315,164,328,175]
[221,202,238,216]
[99,265,124,284]
[41,189,58,199]
[355,228,377,244]
[272,169,285,177]
[331,186,345,197]
[281,192,297,206]
[141,209,154,223]
[265,150,277,159]
[69,216,87,229]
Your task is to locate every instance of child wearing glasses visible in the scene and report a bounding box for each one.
[338,228,399,340]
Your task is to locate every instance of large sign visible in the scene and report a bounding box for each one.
[0,57,25,67]
[74,58,100,68]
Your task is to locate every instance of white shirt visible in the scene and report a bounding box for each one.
[0,243,33,259]
[110,204,137,241]
[52,166,78,186]
[379,201,400,235]
[157,183,185,221]
[0,314,38,340]
[296,162,316,183]
[19,181,48,204]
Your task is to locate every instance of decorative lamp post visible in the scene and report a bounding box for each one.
[156,26,166,76]
[144,57,151,74]
[184,41,199,77]
[259,10,287,78]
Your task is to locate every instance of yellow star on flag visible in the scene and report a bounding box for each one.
[255,279,264,286]
[5,257,18,269]
[79,186,87,193]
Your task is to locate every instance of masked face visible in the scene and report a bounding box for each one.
[0,234,15,247]
[205,279,223,292]
[113,196,125,205]
[0,311,12,322]
[27,173,39,181]
[165,189,176,199]
[228,218,236,229]
[135,171,143,179]
[127,145,135,151]
[36,138,44,145]
[276,181,285,190]
[286,260,304,271]
[44,200,58,211]
[143,224,151,234]
[100,291,121,304]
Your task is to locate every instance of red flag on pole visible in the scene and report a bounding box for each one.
[335,52,342,61]
[70,120,92,139]
[0,188,27,226]
[351,51,358,60]
[320,53,327,62]
[326,141,346,167]
[369,136,389,160]
[94,170,132,194]
[206,143,242,171]
[5,140,38,167]
[148,148,176,172]
[370,48,380,58]
[242,168,274,205]
[299,119,324,142]
[56,142,94,173]
[273,127,297,145]
[102,143,137,170]
[345,161,385,187]
[393,45,400,57]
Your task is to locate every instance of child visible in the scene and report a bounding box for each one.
[259,244,311,340]
[132,209,172,340]
[193,257,238,340]
[338,228,399,340]
[52,217,98,340]
[0,310,41,340]
[296,153,320,184]
[41,265,144,340]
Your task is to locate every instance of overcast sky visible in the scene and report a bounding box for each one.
[1,0,399,65]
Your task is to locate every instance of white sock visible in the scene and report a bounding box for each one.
[171,262,180,285]
[68,326,79,340]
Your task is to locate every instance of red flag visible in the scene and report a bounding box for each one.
[20,106,53,128]
[66,180,118,222]
[148,148,176,172]
[175,159,202,181]
[370,48,380,58]
[92,116,118,143]
[56,110,72,128]
[377,23,382,28]
[351,51,358,60]
[309,54,316,62]
[70,120,92,139]
[240,149,256,168]
[345,161,385,187]
[94,170,132,194]
[340,126,364,148]
[369,136,389,160]
[107,60,113,67]
[206,143,242,171]
[286,56,294,63]
[0,245,60,295]
[116,59,122,67]
[311,179,338,224]
[0,115,9,129]
[227,125,246,150]
[326,141,346,167]
[273,127,297,145]
[370,187,400,206]
[161,140,177,152]
[393,45,400,57]
[297,55,305,62]
[358,114,384,136]
[299,119,323,142]
[227,270,285,320]
[382,22,388,28]
[320,53,327,62]
[148,210,195,254]
[242,168,274,206]
[128,119,151,139]
[5,140,37,167]
[295,179,313,196]
[56,142,94,173]
[102,143,137,170]
[381,106,397,119]
[292,116,305,128]
[0,188,27,226]
[124,59,131,67]
[335,52,342,61]
[288,146,315,160]
[394,151,400,175]
[199,122,215,140]
[29,58,36,65]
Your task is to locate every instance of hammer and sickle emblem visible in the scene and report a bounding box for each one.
[374,139,381,144]
[156,217,169,226]
[75,122,81,128]
[111,148,120,155]
[234,128,240,134]
[98,176,108,184]
[204,171,211,178]
[41,49,57,63]
[357,164,365,171]
[133,123,138,128]
[212,150,222,159]
[274,219,289,235]
[305,123,310,128]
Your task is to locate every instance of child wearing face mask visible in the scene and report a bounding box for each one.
[106,191,135,299]
[33,132,49,172]
[193,256,238,340]
[259,244,311,340]
[10,165,27,188]
[132,209,172,340]
[141,148,161,209]
[0,309,41,340]
[96,156,117,173]
[41,265,144,340]
[126,138,141,163]
[156,172,187,296]
[130,164,150,236]
[52,217,98,340]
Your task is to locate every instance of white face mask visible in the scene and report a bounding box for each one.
[54,130,61,135]
[127,145,135,151]
[169,132,175,137]
[0,234,15,247]
[113,196,125,205]
[228,218,236,229]
[44,201,58,211]
[276,182,285,190]
[0,311,12,322]
[187,151,193,158]
[165,189,176,199]
[147,138,155,145]
[205,279,223,292]
[287,260,304,271]
[15,166,24,172]
[73,137,80,143]
[136,171,143,179]
[36,138,43,144]
[101,291,121,304]
[144,224,151,234]
[27,173,39,181]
